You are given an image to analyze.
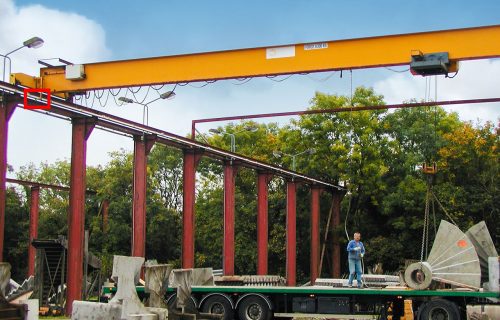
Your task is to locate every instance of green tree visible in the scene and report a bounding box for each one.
[437,121,499,241]
[4,186,30,281]
[290,88,390,273]
[17,161,72,238]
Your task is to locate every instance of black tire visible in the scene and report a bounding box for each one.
[166,293,197,313]
[237,296,271,320]
[201,295,234,320]
[417,299,460,320]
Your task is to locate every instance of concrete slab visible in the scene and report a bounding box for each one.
[72,300,122,320]
[110,255,147,318]
[144,262,172,308]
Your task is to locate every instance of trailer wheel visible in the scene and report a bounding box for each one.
[201,295,234,320]
[417,299,460,320]
[238,296,271,320]
[166,293,197,312]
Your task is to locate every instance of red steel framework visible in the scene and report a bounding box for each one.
[190,96,500,283]
[1,82,499,314]
[0,82,344,314]
[1,82,499,315]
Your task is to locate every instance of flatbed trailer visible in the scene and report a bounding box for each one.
[164,285,499,320]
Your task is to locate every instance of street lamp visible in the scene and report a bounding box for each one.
[118,90,175,125]
[273,148,315,171]
[209,125,258,153]
[2,37,45,81]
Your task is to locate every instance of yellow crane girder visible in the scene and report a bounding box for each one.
[10,25,500,96]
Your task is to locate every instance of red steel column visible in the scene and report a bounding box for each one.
[257,172,272,275]
[310,186,321,284]
[101,200,109,233]
[223,161,236,275]
[28,186,40,277]
[132,134,155,258]
[0,100,16,261]
[182,150,201,269]
[286,180,296,286]
[67,117,94,315]
[331,190,345,278]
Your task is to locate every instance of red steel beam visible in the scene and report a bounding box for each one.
[3,81,342,189]
[0,99,16,261]
[131,134,156,258]
[66,117,94,315]
[257,172,272,275]
[223,162,236,275]
[310,187,321,284]
[191,97,500,139]
[6,178,96,194]
[331,190,345,278]
[101,200,109,233]
[0,101,17,261]
[286,180,297,286]
[27,186,40,277]
[182,150,202,268]
[132,136,146,258]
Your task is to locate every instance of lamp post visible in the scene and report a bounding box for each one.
[209,125,258,153]
[118,91,175,125]
[2,37,44,82]
[273,148,315,171]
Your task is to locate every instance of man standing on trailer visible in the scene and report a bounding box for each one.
[347,232,365,288]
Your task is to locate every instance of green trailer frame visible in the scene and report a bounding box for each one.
[103,285,499,319]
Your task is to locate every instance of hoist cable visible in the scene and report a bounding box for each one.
[432,191,458,226]
[350,69,353,103]
[421,184,431,262]
[432,195,437,237]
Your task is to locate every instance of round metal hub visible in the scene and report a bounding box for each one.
[247,303,263,320]
[429,306,450,320]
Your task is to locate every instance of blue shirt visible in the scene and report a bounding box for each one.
[346,240,365,260]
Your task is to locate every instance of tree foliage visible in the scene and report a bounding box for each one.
[4,87,498,283]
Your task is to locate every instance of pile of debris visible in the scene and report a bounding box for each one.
[313,275,401,288]
[213,275,285,287]
[72,256,221,320]
[0,263,36,320]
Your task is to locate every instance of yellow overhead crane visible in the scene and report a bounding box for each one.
[10,25,500,97]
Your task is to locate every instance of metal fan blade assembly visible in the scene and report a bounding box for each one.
[404,220,481,290]
[466,221,499,285]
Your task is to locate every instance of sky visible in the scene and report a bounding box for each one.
[1,0,499,172]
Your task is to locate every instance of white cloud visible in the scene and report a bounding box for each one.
[0,0,110,75]
[1,0,112,172]
[374,60,500,123]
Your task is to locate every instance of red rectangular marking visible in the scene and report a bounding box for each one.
[24,88,51,110]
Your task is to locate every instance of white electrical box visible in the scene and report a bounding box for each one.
[65,64,85,80]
